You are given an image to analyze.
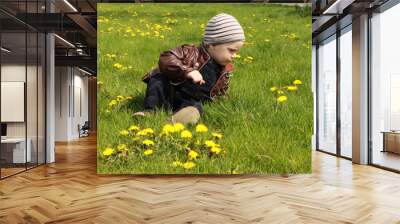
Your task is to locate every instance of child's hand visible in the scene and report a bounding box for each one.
[186,70,205,85]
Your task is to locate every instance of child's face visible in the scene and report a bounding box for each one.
[206,41,244,66]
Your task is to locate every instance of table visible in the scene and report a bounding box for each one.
[1,138,32,163]
[381,131,400,154]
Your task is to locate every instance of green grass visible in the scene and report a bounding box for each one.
[97,3,312,174]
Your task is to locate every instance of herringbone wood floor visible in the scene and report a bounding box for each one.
[1,134,400,224]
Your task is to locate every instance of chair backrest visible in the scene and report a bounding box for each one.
[82,121,90,129]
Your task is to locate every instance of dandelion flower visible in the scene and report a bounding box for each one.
[277,90,284,95]
[113,63,123,69]
[103,147,114,157]
[143,149,153,156]
[97,81,104,85]
[136,130,148,136]
[171,161,183,167]
[293,80,302,85]
[287,86,298,91]
[233,54,241,59]
[116,95,124,102]
[210,147,222,154]
[128,125,139,132]
[243,56,254,63]
[180,130,192,139]
[183,161,196,169]
[117,144,127,152]
[109,100,118,107]
[142,139,155,146]
[142,128,154,135]
[119,130,129,136]
[162,124,175,135]
[270,86,278,92]
[196,124,208,133]
[173,123,185,132]
[277,95,288,103]
[212,132,223,139]
[204,140,217,148]
[188,150,199,160]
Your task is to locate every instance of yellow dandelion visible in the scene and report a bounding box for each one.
[233,54,241,59]
[287,86,298,91]
[180,130,192,139]
[119,130,129,136]
[128,125,139,131]
[97,81,104,85]
[173,123,185,132]
[143,149,153,156]
[293,80,302,85]
[204,140,216,148]
[117,144,127,151]
[142,128,154,135]
[132,136,140,141]
[196,124,208,133]
[136,130,147,136]
[171,161,183,167]
[109,99,118,107]
[116,95,124,102]
[270,86,278,92]
[210,147,222,154]
[113,63,123,69]
[142,139,155,146]
[277,90,284,95]
[277,95,288,103]
[183,161,196,169]
[243,56,254,63]
[212,132,223,139]
[162,124,175,135]
[188,150,199,160]
[103,147,114,157]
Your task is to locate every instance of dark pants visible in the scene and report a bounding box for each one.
[144,73,204,114]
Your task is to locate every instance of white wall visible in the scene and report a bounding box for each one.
[55,67,89,141]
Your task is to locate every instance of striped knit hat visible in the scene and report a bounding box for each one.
[203,13,245,45]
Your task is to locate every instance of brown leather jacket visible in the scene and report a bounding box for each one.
[142,43,233,100]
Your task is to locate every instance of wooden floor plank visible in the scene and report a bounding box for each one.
[0,134,399,223]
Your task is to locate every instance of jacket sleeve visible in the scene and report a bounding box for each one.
[158,44,196,81]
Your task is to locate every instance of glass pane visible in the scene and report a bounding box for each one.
[371,4,400,171]
[317,35,337,154]
[38,32,45,164]
[27,31,38,169]
[1,30,27,177]
[340,27,352,158]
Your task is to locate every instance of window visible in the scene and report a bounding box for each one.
[339,26,352,158]
[317,35,337,154]
[370,3,400,171]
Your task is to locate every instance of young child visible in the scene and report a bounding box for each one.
[134,13,245,124]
